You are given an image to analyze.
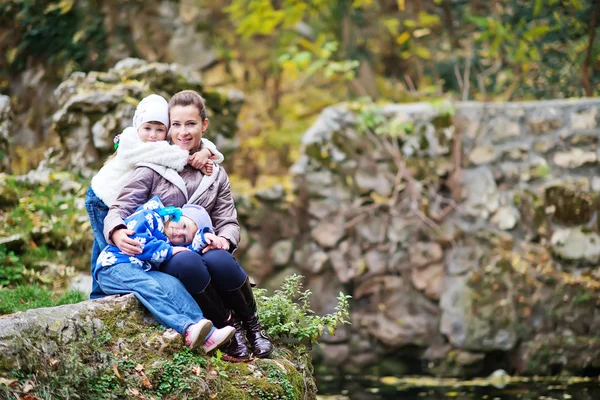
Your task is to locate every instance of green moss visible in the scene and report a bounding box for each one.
[545,185,595,226]
[574,291,593,304]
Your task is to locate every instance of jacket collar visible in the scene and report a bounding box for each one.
[188,164,220,205]
[136,163,189,201]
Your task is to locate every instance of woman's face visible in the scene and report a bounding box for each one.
[169,105,209,151]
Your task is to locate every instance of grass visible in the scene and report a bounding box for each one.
[0,284,86,315]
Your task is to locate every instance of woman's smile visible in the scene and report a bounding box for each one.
[169,105,209,151]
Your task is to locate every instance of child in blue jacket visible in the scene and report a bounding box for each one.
[94,196,233,353]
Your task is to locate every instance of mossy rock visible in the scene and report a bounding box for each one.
[545,184,596,226]
[0,173,18,207]
[516,333,600,375]
[0,294,317,399]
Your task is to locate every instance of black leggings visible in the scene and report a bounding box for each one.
[160,249,248,294]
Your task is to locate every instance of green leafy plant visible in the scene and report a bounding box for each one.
[150,347,207,396]
[210,349,229,378]
[264,364,295,400]
[255,274,351,343]
[278,40,360,82]
[0,245,26,287]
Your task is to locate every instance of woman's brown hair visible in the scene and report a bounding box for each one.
[168,90,208,121]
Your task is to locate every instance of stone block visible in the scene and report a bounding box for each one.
[553,149,597,168]
[526,108,563,135]
[460,167,500,219]
[571,108,598,130]
[468,146,498,165]
[409,242,443,269]
[550,228,600,265]
[490,117,521,143]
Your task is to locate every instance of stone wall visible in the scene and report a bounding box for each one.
[235,99,600,377]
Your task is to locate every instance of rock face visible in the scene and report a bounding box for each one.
[231,99,600,378]
[49,58,243,174]
[0,294,316,399]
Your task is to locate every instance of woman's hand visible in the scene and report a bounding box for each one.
[172,246,191,255]
[112,229,143,255]
[202,234,230,253]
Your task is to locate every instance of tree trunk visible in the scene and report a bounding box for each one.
[582,0,599,97]
[442,0,458,49]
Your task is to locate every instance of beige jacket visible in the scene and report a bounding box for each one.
[103,163,240,251]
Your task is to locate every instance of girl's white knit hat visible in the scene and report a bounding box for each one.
[132,94,170,129]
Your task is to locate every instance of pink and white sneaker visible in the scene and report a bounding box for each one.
[203,326,236,353]
[185,319,213,349]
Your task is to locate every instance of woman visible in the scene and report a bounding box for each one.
[103,90,273,360]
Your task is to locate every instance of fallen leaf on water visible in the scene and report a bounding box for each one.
[379,376,401,386]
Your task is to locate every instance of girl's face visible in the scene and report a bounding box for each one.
[137,122,167,143]
[165,216,198,245]
[169,105,209,151]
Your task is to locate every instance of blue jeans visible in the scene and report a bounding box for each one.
[96,263,215,336]
[85,187,109,299]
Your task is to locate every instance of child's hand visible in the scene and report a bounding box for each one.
[201,160,214,176]
[201,233,230,253]
[188,149,212,171]
[172,246,191,255]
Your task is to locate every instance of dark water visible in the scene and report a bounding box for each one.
[316,375,600,400]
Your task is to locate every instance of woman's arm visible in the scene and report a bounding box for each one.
[103,167,155,245]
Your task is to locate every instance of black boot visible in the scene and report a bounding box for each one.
[222,277,274,358]
[192,281,252,360]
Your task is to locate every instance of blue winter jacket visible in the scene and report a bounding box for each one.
[94,196,213,273]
